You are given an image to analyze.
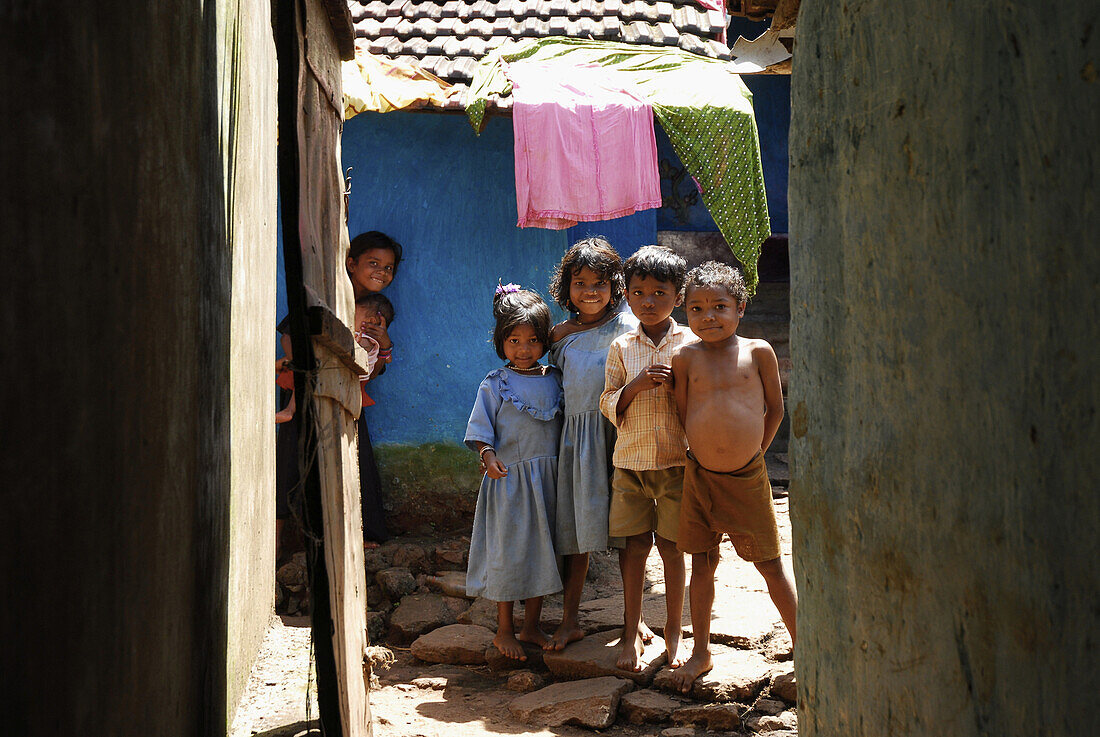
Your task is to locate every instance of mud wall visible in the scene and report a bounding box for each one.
[789,2,1099,735]
[1,2,276,734]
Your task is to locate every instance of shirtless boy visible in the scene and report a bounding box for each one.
[669,261,797,693]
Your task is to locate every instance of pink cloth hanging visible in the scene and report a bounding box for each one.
[506,62,662,230]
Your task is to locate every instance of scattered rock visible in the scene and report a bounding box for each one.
[376,567,417,601]
[366,584,384,608]
[410,677,447,690]
[653,642,772,702]
[764,454,789,485]
[456,597,497,630]
[752,697,786,716]
[425,571,471,598]
[362,547,391,573]
[671,702,744,731]
[433,539,470,568]
[771,485,789,499]
[505,671,544,693]
[410,624,494,665]
[441,595,470,619]
[762,628,793,662]
[746,710,797,733]
[365,611,387,643]
[585,550,620,587]
[619,689,686,724]
[769,668,797,704]
[660,728,696,737]
[276,555,308,591]
[485,640,546,672]
[388,593,457,645]
[390,543,430,573]
[508,676,634,729]
[544,628,667,686]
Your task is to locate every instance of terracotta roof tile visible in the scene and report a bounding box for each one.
[348,0,731,99]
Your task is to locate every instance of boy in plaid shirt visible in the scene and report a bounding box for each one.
[599,245,694,672]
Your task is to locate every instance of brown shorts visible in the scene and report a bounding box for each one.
[677,452,780,561]
[608,466,685,542]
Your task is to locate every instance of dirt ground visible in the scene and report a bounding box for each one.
[230,496,794,737]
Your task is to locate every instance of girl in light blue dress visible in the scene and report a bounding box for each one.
[465,285,563,660]
[544,237,640,650]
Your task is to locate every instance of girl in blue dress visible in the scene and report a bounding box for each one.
[465,285,564,659]
[545,237,642,650]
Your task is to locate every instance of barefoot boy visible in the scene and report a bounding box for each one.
[600,246,694,672]
[669,261,797,693]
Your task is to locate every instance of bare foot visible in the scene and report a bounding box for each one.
[545,624,584,651]
[493,632,527,660]
[665,630,687,668]
[639,619,656,644]
[616,631,645,672]
[516,628,550,650]
[670,650,713,694]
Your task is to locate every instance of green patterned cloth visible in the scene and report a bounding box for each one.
[466,37,771,291]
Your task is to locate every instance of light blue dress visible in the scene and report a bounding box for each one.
[549,309,640,555]
[464,366,564,602]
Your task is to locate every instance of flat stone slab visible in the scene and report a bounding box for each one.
[388,593,457,645]
[456,596,563,632]
[544,628,668,686]
[671,702,744,731]
[578,595,681,635]
[685,588,783,648]
[653,642,772,702]
[410,624,494,665]
[509,676,634,729]
[484,640,547,672]
[619,689,689,724]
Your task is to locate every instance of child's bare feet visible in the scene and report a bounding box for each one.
[616,631,645,672]
[516,628,550,650]
[493,632,528,660]
[670,650,713,693]
[664,629,687,668]
[639,619,656,644]
[545,623,585,650]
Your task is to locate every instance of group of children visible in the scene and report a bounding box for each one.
[464,237,797,692]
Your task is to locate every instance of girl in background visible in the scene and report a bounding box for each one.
[465,286,564,659]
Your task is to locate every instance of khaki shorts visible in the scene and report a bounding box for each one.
[677,452,780,562]
[608,466,685,542]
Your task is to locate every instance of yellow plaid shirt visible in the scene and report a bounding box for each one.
[600,320,695,471]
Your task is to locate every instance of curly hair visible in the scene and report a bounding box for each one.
[623,245,688,293]
[683,261,749,304]
[548,236,625,312]
[492,289,552,360]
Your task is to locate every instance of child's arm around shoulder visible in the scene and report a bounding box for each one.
[549,319,575,345]
[750,338,784,452]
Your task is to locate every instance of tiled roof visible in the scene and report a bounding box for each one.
[348,0,731,109]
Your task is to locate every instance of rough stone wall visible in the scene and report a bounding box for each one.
[789,2,1099,735]
[1,3,276,735]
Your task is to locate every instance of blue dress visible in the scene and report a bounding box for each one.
[549,309,640,555]
[464,367,564,602]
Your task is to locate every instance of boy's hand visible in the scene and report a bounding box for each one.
[630,363,673,392]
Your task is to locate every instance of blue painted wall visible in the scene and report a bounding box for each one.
[341,112,569,445]
[277,68,790,445]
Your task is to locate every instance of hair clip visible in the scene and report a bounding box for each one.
[495,281,521,296]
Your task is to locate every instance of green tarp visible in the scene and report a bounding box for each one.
[465,37,771,291]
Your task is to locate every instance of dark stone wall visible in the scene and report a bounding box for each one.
[789,2,1099,735]
[1,3,275,734]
